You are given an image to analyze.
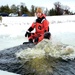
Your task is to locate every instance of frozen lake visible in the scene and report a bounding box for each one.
[0,16,75,75]
[0,16,75,50]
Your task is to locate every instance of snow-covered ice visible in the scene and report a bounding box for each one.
[0,15,75,50]
[0,70,19,75]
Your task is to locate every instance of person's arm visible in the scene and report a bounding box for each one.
[43,20,49,32]
[28,22,35,32]
[25,22,35,37]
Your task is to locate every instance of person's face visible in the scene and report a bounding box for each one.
[36,12,42,17]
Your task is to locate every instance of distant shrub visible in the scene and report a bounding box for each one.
[0,16,2,22]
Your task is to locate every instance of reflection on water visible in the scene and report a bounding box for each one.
[16,39,75,75]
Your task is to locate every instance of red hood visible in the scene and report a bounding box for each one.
[40,14,46,18]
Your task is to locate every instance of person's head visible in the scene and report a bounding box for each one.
[36,7,43,17]
[44,32,51,40]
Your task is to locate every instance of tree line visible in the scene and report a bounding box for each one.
[0,2,75,16]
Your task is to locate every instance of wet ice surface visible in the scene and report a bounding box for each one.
[0,24,29,50]
[0,22,75,50]
[0,42,75,75]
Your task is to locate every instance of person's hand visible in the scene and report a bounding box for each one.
[25,31,29,37]
[25,31,31,37]
[25,31,28,37]
[34,37,39,44]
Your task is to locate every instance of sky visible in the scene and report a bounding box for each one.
[0,0,75,12]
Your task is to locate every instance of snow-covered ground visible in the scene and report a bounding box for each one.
[0,15,75,50]
[0,70,19,75]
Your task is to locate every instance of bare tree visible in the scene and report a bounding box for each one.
[54,2,63,15]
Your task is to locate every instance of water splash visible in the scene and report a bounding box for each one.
[16,39,75,60]
[16,39,75,75]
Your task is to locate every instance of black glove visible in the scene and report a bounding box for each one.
[25,31,28,37]
[25,31,31,37]
[34,37,38,43]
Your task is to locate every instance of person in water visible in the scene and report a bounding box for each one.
[25,7,51,44]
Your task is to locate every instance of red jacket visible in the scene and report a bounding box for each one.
[28,14,49,34]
